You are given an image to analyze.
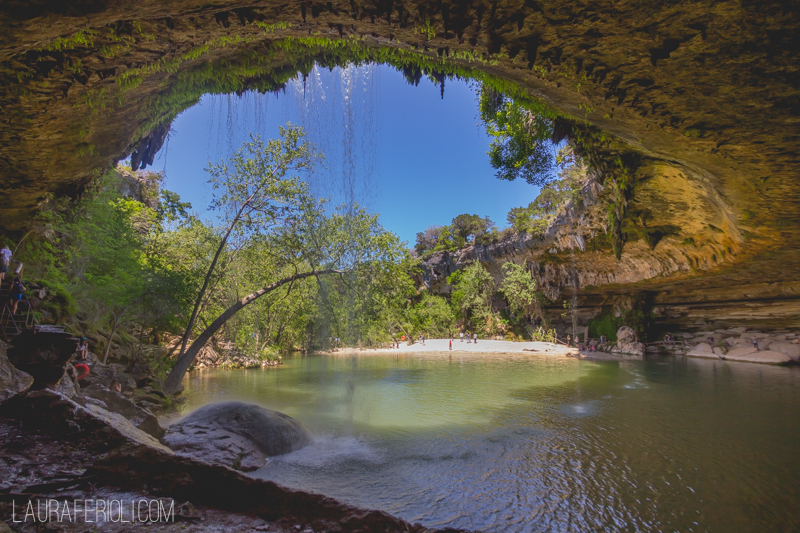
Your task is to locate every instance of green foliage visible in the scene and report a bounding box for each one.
[587,308,650,342]
[304,206,417,347]
[408,294,456,338]
[16,169,197,360]
[530,327,558,342]
[414,226,443,256]
[499,262,546,326]
[164,126,416,361]
[414,214,494,255]
[448,262,501,334]
[506,146,588,236]
[42,29,97,52]
[35,281,77,324]
[450,214,494,247]
[587,313,622,342]
[479,85,556,186]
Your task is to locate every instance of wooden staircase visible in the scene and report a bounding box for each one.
[0,275,39,341]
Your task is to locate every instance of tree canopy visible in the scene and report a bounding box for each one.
[479,85,557,186]
[499,262,546,327]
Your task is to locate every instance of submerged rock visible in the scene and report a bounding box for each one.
[164,402,312,472]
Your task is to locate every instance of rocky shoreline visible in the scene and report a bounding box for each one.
[2,323,796,532]
[170,337,283,370]
[648,327,800,364]
[0,335,464,533]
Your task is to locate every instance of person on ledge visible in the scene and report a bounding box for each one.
[8,276,24,314]
[0,245,11,284]
[77,338,88,360]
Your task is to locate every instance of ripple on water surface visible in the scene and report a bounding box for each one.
[174,353,800,532]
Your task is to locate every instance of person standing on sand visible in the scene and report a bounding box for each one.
[753,337,759,350]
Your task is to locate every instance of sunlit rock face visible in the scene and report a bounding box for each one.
[0,0,798,328]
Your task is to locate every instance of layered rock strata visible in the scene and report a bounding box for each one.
[0,0,797,330]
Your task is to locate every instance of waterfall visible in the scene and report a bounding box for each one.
[194,64,380,346]
[289,63,378,212]
[289,63,379,346]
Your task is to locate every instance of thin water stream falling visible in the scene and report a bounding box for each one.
[194,64,379,342]
[289,63,378,211]
[200,63,378,213]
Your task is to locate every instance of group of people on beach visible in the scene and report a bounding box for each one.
[459,331,478,343]
[387,331,479,349]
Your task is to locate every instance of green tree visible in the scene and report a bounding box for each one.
[409,293,456,338]
[163,194,405,393]
[448,262,499,334]
[506,146,588,235]
[414,225,443,256]
[479,85,556,186]
[499,262,546,329]
[16,169,196,363]
[450,214,494,247]
[174,124,320,365]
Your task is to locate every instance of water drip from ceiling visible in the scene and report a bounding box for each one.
[289,63,378,212]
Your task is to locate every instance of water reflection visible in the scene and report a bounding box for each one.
[171,354,800,532]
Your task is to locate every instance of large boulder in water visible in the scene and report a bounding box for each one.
[164,402,312,472]
[610,326,646,357]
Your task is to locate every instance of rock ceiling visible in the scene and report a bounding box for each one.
[0,0,797,323]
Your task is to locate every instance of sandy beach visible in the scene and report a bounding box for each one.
[325,338,581,357]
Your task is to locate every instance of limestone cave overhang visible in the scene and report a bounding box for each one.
[1,0,798,324]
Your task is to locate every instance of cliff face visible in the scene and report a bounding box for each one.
[420,149,800,332]
[0,0,798,329]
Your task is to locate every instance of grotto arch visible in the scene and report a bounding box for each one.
[1,0,798,329]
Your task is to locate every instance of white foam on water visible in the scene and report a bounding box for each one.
[622,380,649,389]
[560,401,599,417]
[276,435,384,468]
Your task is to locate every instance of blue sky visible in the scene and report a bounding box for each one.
[153,63,540,246]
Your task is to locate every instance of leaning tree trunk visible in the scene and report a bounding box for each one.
[102,321,118,365]
[162,269,340,394]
